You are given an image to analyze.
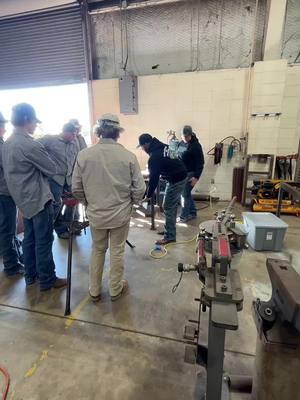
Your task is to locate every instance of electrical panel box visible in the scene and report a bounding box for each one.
[119,75,138,114]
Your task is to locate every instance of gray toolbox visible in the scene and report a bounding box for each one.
[243,212,288,251]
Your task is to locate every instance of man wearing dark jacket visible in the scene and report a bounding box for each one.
[138,133,187,245]
[179,125,204,222]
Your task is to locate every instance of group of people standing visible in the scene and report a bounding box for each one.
[0,103,204,302]
[0,103,86,291]
[138,126,204,246]
[72,119,204,301]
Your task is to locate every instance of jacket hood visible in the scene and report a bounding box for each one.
[149,137,165,153]
[190,134,199,144]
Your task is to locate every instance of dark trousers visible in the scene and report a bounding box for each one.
[163,178,186,241]
[0,195,20,274]
[22,202,56,289]
[180,171,197,219]
[50,179,79,236]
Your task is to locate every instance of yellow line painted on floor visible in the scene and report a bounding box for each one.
[39,350,49,361]
[24,363,38,378]
[24,349,50,378]
[64,269,109,329]
[65,295,91,329]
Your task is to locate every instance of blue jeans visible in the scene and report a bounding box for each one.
[22,201,56,289]
[180,172,197,219]
[50,179,79,236]
[0,195,21,274]
[163,178,186,241]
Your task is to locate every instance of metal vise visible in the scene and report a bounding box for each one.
[252,258,300,400]
[253,257,300,335]
[199,197,247,253]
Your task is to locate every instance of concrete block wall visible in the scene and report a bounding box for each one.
[278,65,300,154]
[248,60,300,157]
[92,68,248,200]
[247,60,288,155]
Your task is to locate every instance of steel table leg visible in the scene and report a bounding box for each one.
[206,309,227,400]
[276,187,284,218]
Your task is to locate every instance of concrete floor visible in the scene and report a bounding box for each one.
[0,202,299,400]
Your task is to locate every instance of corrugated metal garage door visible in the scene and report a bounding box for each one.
[0,6,86,89]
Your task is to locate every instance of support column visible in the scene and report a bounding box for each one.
[264,0,287,61]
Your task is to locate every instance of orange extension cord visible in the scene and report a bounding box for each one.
[0,365,10,400]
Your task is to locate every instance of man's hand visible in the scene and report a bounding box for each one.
[190,177,198,187]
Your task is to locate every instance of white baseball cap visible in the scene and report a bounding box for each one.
[97,114,124,131]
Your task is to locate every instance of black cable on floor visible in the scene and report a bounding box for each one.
[0,303,255,358]
[196,202,210,211]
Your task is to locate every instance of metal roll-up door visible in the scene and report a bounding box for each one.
[0,6,86,89]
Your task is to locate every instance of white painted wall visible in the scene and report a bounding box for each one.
[248,60,300,156]
[247,59,288,155]
[92,68,249,200]
[92,61,300,200]
[0,0,76,17]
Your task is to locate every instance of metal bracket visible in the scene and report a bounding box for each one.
[184,345,197,364]
[184,325,197,341]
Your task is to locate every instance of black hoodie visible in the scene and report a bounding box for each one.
[146,138,187,198]
[181,134,204,179]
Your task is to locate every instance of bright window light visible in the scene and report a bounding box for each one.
[0,83,91,143]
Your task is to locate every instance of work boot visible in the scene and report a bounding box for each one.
[111,280,129,302]
[40,277,67,292]
[155,239,176,246]
[89,291,101,303]
[53,277,67,289]
[4,263,25,277]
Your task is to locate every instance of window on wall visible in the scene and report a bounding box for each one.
[90,0,267,79]
[282,0,300,63]
[0,83,91,143]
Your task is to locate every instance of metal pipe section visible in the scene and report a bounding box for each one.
[89,0,184,14]
[64,207,76,316]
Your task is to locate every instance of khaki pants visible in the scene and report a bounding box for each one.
[89,221,130,297]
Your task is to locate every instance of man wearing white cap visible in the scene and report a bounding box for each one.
[72,114,145,302]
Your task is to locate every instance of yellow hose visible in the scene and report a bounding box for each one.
[149,234,198,259]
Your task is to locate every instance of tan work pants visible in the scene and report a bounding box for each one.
[89,221,130,297]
